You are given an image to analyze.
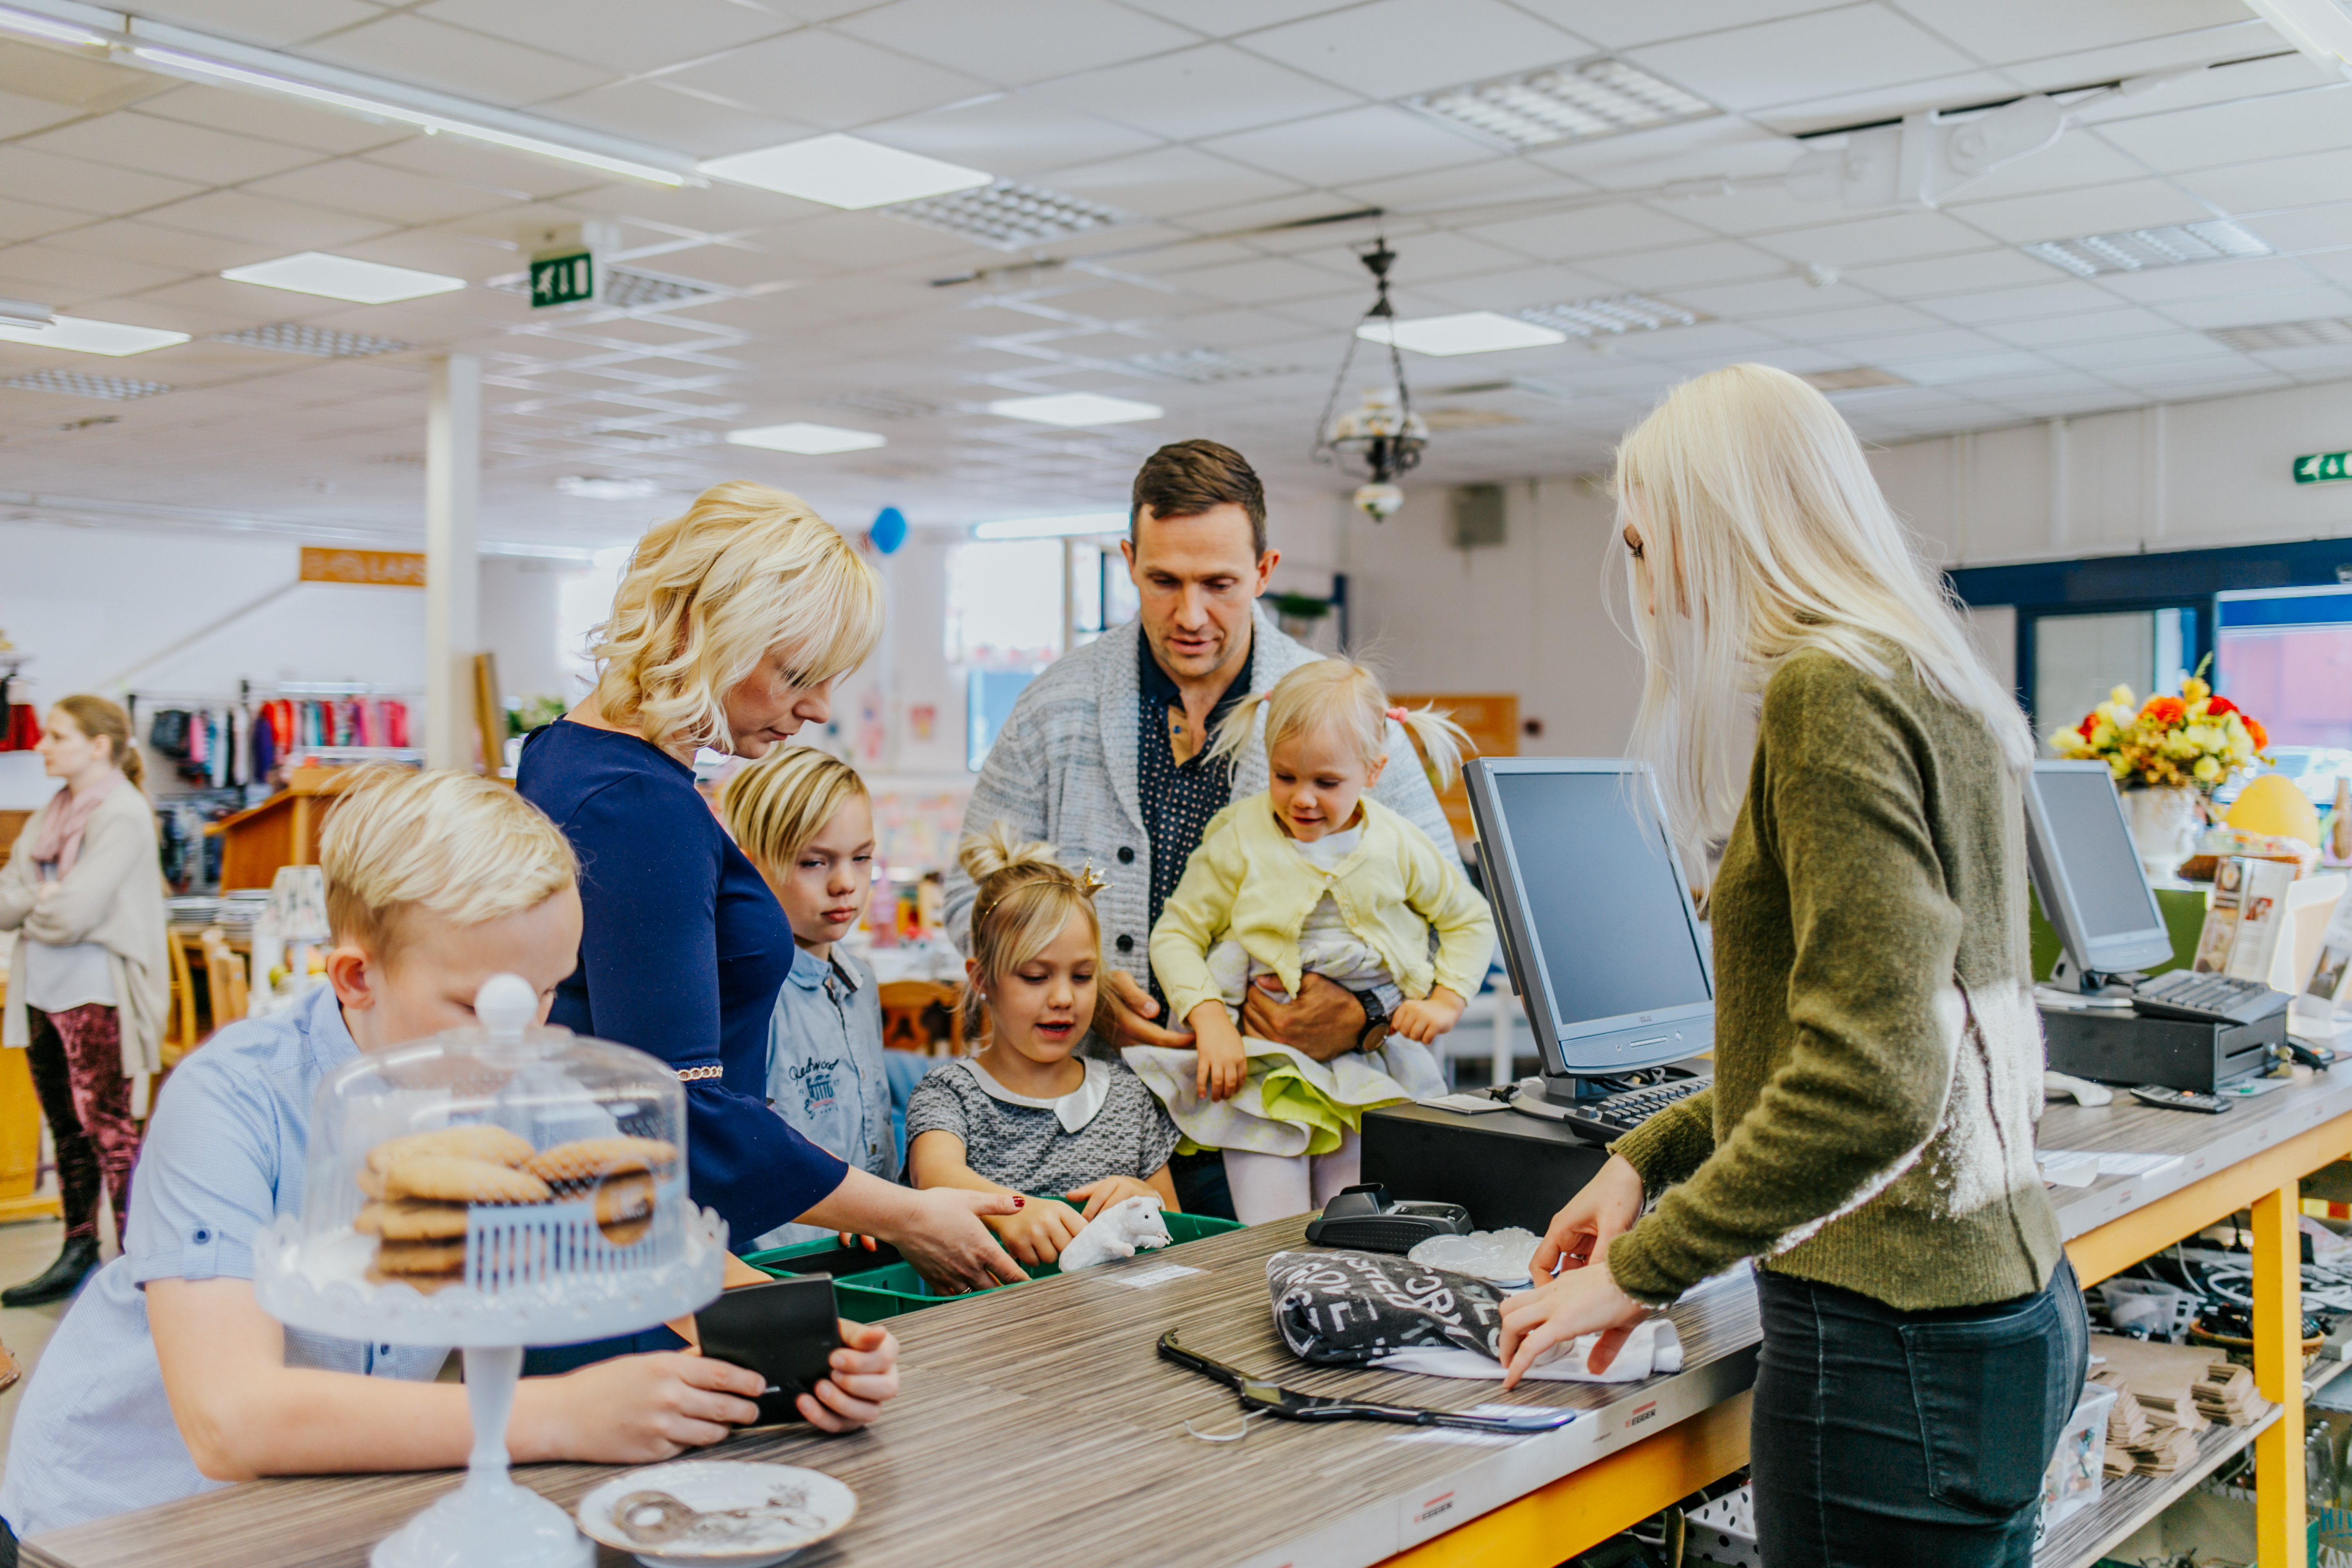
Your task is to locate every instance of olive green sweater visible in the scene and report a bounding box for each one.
[1606,648,2062,1313]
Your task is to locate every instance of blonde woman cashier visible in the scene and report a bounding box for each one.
[0,696,168,1307]
[1498,365,2085,1567]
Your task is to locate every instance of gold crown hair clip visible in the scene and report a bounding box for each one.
[1077,862,1110,897]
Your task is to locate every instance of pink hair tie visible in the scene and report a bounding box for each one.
[1386,707,1408,722]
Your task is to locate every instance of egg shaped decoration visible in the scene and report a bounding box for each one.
[870,506,908,554]
[2226,772,2322,847]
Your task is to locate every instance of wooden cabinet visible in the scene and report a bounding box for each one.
[205,768,357,892]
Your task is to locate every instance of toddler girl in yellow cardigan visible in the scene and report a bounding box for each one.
[1137,660,1494,1225]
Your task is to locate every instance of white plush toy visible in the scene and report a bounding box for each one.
[1056,1194,1173,1271]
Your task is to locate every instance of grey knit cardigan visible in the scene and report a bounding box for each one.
[943,605,1458,987]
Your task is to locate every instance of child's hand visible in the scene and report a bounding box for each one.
[1391,987,1467,1045]
[1066,1176,1161,1220]
[1188,1002,1250,1101]
[986,1195,1086,1266]
[798,1319,900,1433]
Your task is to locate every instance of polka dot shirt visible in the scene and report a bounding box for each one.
[1138,637,1256,1006]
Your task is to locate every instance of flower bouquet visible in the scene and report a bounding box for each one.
[2049,665,2269,876]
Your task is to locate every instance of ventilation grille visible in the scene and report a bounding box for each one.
[2209,317,2352,352]
[3,369,170,400]
[1515,293,1702,337]
[1408,58,1715,149]
[2025,221,2271,277]
[1127,348,1295,383]
[887,181,1131,249]
[212,322,413,357]
[1799,367,1908,392]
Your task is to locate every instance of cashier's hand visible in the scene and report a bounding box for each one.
[542,1352,767,1462]
[1531,1154,1646,1280]
[1105,969,1195,1050]
[1496,1245,1651,1389]
[1241,973,1365,1063]
[797,1320,901,1433]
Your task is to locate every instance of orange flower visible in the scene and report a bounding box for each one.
[2205,696,2237,717]
[2142,696,2186,725]
[2247,717,2268,750]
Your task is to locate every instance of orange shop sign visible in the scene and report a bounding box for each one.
[300,548,426,587]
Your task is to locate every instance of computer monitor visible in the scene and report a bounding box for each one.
[2022,760,2176,986]
[1463,759,1714,1112]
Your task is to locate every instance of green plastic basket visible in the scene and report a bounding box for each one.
[743,1206,1241,1323]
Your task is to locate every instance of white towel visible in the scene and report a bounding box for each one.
[1370,1316,1683,1384]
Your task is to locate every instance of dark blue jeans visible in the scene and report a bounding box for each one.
[1750,1258,2088,1567]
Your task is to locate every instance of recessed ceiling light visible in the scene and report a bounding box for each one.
[1799,367,1908,393]
[1357,312,1567,357]
[700,134,990,210]
[972,511,1127,540]
[1515,294,1703,337]
[1128,348,1294,383]
[556,475,661,500]
[221,252,466,305]
[2023,221,2270,278]
[2210,317,2352,352]
[889,181,1131,249]
[3,368,170,399]
[987,392,1164,426]
[212,322,413,357]
[0,315,190,357]
[725,421,888,455]
[1408,58,1716,149]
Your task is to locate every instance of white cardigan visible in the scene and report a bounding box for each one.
[0,785,170,1081]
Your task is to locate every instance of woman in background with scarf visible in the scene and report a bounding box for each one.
[0,696,168,1306]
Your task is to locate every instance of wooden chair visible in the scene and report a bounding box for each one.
[163,930,199,1067]
[198,926,249,1029]
[877,980,965,1056]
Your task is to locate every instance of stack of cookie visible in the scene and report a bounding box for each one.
[354,1127,678,1292]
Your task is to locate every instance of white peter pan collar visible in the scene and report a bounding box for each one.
[961,1056,1110,1135]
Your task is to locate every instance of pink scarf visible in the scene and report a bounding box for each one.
[29,771,122,877]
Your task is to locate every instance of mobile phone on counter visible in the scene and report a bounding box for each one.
[693,1274,845,1425]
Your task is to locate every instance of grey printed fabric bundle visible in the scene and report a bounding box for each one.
[1266,1249,1505,1363]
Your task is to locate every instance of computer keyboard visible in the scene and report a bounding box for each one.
[1561,1074,1714,1147]
[2132,969,2289,1028]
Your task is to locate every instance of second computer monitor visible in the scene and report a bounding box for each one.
[1464,758,1714,1085]
[2022,760,2176,983]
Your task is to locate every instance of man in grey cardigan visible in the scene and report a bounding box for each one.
[945,441,1456,1215]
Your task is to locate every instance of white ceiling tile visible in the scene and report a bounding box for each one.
[1665,273,1877,315]
[0,88,88,140]
[1625,4,1978,114]
[141,189,396,250]
[1927,133,2153,206]
[339,229,522,281]
[22,112,325,188]
[1754,71,2019,136]
[1149,254,1340,306]
[1923,278,2130,323]
[1883,0,2247,63]
[1333,159,1587,214]
[1512,0,1844,52]
[1750,301,1946,340]
[120,0,380,47]
[36,219,278,275]
[1749,211,1992,268]
[537,81,813,161]
[2173,155,2352,224]
[245,160,517,226]
[626,242,802,292]
[2093,83,2352,175]
[2007,25,2306,98]
[834,0,1199,85]
[0,198,93,245]
[1046,145,1305,219]
[129,275,354,323]
[1236,0,1595,100]
[1947,181,2215,246]
[2238,343,2352,377]
[861,95,1162,177]
[294,13,619,108]
[0,147,206,218]
[1116,0,1353,32]
[654,29,992,130]
[2159,286,2352,329]
[0,244,189,303]
[419,0,794,75]
[1416,263,1624,310]
[1979,306,2180,346]
[1880,350,2058,385]
[129,84,414,155]
[2045,331,2240,367]
[1840,247,2056,296]
[1464,202,1720,262]
[1198,105,1491,189]
[1948,370,2120,399]
[359,136,604,203]
[1580,238,1789,288]
[1033,43,1360,140]
[1530,115,1795,191]
[2089,254,2314,303]
[2293,251,2352,289]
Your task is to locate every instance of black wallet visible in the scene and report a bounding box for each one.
[693,1274,844,1426]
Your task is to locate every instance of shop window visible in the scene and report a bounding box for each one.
[2217,588,2352,749]
[945,539,1063,669]
[2030,608,2195,753]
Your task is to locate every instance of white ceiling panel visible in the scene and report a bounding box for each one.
[1147,254,1341,307]
[1034,43,1361,141]
[1580,238,1789,288]
[1750,301,1946,341]
[2046,332,2244,367]
[22,111,324,188]
[2013,27,2307,100]
[1840,248,2058,297]
[1237,0,1593,101]
[654,29,991,130]
[1333,159,1584,215]
[0,147,206,217]
[1114,0,1352,35]
[1948,180,2218,246]
[419,0,796,76]
[361,137,603,205]
[1626,5,1977,114]
[1979,306,2180,346]
[141,189,397,250]
[860,94,1162,176]
[1931,133,2154,206]
[246,159,520,227]
[1514,1,1843,53]
[1047,145,1305,219]
[128,84,414,156]
[1465,202,1720,262]
[2089,254,2316,303]
[2173,154,2352,224]
[0,244,189,304]
[0,88,88,140]
[538,80,814,160]
[2160,287,2352,330]
[1925,279,2135,324]
[1749,210,1993,268]
[834,0,1198,85]
[1664,272,1873,315]
[294,13,619,108]
[1198,105,1490,189]
[1884,0,2247,63]
[123,0,380,48]
[2093,85,2352,175]
[1749,70,2017,135]
[0,197,93,244]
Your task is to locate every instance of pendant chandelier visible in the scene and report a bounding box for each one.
[1312,241,1428,521]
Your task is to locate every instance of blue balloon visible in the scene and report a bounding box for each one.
[870,505,908,554]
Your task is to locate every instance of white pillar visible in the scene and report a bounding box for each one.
[425,354,481,771]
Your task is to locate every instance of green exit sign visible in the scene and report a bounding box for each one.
[2295,450,2352,484]
[530,251,593,308]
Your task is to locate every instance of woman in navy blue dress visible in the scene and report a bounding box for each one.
[522,480,1020,1292]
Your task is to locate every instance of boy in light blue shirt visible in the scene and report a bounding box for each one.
[0,771,901,1553]
[721,749,915,1251]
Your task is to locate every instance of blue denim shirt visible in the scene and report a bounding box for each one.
[751,946,895,1252]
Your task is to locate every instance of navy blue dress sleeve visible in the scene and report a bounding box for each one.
[522,726,848,1246]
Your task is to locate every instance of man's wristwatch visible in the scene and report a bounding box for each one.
[1356,989,1391,1053]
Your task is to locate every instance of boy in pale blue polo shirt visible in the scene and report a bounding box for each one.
[721,749,920,1251]
[0,770,901,1554]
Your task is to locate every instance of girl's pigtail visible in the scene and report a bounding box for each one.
[1204,689,1273,766]
[1391,704,1473,790]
